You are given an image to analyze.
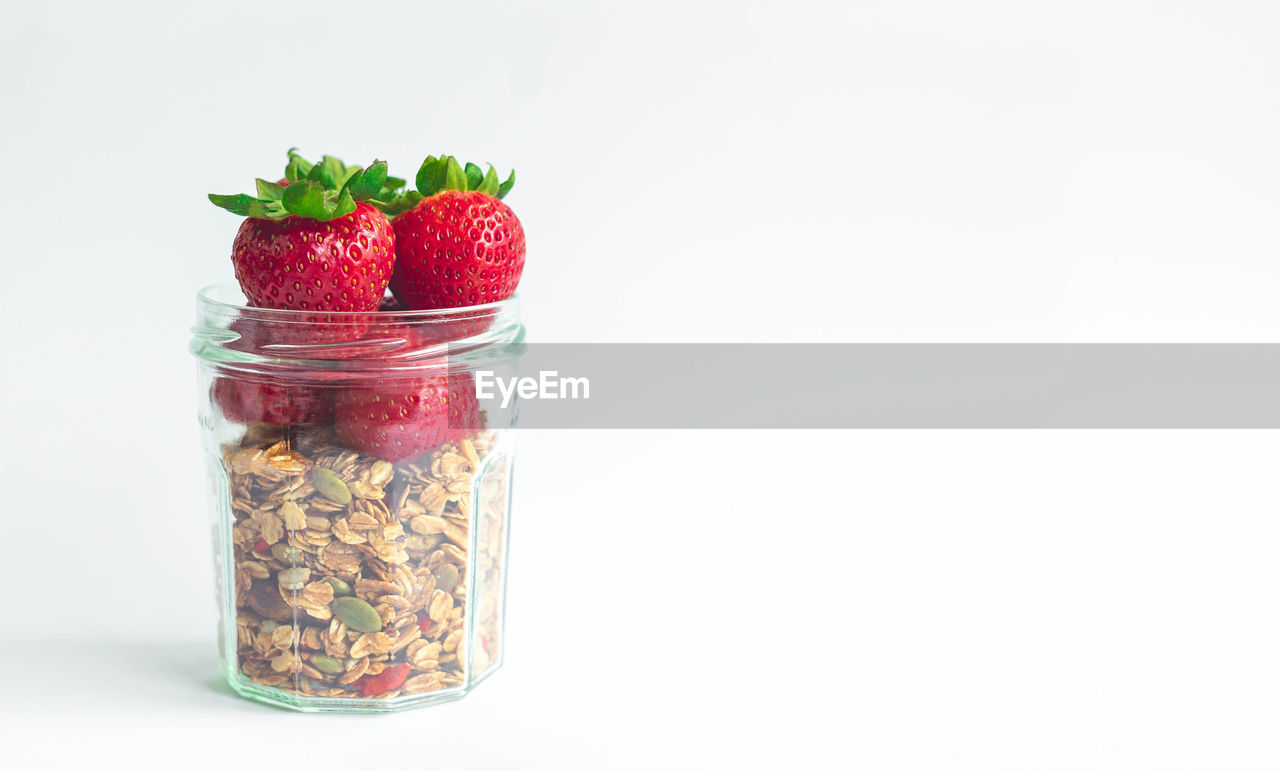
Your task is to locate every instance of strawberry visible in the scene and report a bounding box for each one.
[379,155,525,310]
[210,150,405,324]
[213,376,330,426]
[333,372,480,462]
[213,318,331,425]
[374,293,495,347]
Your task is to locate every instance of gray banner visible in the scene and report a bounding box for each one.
[454,344,1280,428]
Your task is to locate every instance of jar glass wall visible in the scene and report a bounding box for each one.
[191,284,522,712]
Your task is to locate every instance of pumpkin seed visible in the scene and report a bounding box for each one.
[332,596,382,632]
[270,543,301,564]
[434,564,460,594]
[324,576,353,597]
[312,467,352,505]
[310,654,345,675]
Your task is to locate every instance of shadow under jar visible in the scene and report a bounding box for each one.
[190,284,523,712]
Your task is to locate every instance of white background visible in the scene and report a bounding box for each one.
[3,0,1280,768]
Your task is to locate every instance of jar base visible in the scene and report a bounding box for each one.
[224,662,502,713]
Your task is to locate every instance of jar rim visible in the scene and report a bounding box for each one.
[191,283,524,377]
[196,282,520,322]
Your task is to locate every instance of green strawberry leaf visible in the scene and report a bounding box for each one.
[252,199,287,219]
[344,160,389,202]
[476,164,500,196]
[416,156,445,196]
[380,176,407,202]
[443,156,467,191]
[307,156,342,188]
[209,193,287,220]
[377,190,423,217]
[383,175,408,199]
[285,148,313,183]
[256,179,285,201]
[213,149,381,221]
[336,163,362,190]
[282,180,330,219]
[497,169,516,199]
[209,193,256,217]
[330,187,357,219]
[464,162,484,190]
[367,154,516,218]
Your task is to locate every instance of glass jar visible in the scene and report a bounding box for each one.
[190,283,523,712]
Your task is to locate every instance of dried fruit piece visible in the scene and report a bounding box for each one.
[356,662,411,696]
[312,467,352,504]
[246,580,293,621]
[332,596,383,632]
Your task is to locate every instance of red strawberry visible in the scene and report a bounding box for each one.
[213,376,331,426]
[334,372,480,462]
[213,318,331,425]
[374,294,494,347]
[210,151,403,339]
[228,201,392,312]
[380,155,525,310]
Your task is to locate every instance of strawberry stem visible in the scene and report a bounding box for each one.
[209,149,403,222]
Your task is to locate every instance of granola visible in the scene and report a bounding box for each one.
[224,424,508,699]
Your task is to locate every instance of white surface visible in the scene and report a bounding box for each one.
[3,1,1280,768]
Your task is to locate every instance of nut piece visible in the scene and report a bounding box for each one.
[277,567,311,591]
